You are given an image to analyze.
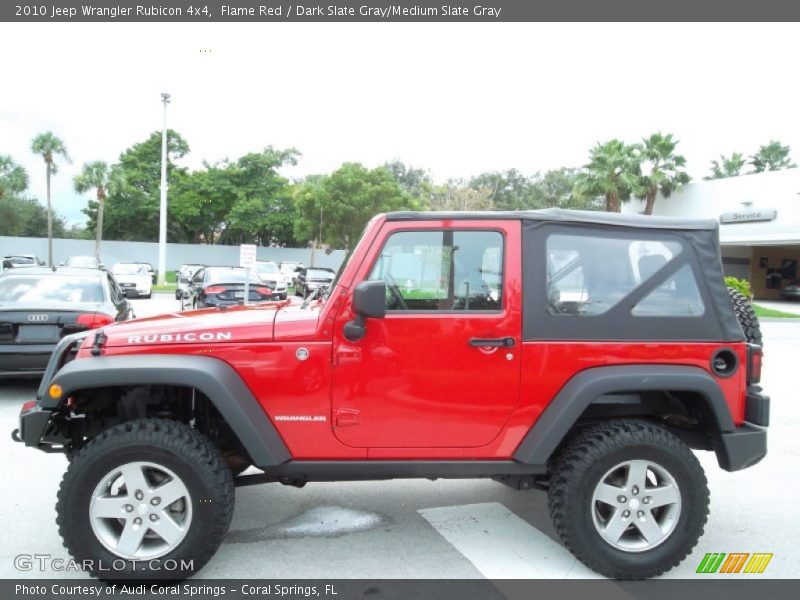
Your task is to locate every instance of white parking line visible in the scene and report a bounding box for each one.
[418,502,602,579]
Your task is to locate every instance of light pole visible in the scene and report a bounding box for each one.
[157,92,170,286]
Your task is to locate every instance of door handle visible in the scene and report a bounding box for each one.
[469,337,515,348]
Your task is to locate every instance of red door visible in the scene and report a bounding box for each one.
[331,220,522,449]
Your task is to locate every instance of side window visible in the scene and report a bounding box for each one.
[546,234,686,316]
[192,269,205,283]
[632,264,705,316]
[368,230,503,311]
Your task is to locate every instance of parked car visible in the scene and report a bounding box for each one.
[0,267,132,377]
[781,279,800,300]
[3,254,45,268]
[280,261,304,286]
[181,266,275,309]
[254,261,288,300]
[294,267,335,298]
[176,263,206,300]
[15,209,768,579]
[110,263,152,299]
[64,256,102,269]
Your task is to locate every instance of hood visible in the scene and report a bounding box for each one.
[101,302,283,347]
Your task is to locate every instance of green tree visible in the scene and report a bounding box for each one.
[469,169,542,210]
[84,130,189,241]
[638,133,690,215]
[221,148,300,246]
[74,161,126,258]
[31,132,70,265]
[431,181,495,211]
[0,155,29,199]
[536,168,586,209]
[384,160,434,206]
[573,140,644,212]
[170,161,239,244]
[704,152,747,180]
[0,195,66,238]
[750,140,796,173]
[294,163,415,249]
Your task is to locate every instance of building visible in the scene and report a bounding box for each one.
[624,169,800,300]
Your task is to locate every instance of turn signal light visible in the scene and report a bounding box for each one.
[49,384,63,400]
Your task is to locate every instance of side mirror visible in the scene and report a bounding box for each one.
[343,281,386,342]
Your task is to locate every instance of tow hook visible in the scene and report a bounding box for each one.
[11,428,22,443]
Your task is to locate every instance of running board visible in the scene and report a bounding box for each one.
[236,460,547,487]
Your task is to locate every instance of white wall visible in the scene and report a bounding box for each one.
[0,237,346,272]
[624,169,800,246]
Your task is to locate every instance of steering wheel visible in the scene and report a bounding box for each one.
[383,273,408,310]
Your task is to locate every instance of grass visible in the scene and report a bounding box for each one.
[753,304,800,318]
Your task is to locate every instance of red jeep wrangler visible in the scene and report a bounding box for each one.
[15,209,768,579]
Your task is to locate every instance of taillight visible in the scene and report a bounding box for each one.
[748,344,762,384]
[21,400,37,413]
[204,286,225,294]
[254,286,272,296]
[76,313,114,329]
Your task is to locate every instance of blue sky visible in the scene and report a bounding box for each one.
[2,22,799,225]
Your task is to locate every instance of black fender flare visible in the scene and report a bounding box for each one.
[513,364,735,466]
[42,354,291,468]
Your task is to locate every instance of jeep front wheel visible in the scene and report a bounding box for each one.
[547,419,709,579]
[56,418,235,579]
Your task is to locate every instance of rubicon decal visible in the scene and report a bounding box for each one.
[696,552,773,574]
[127,332,233,344]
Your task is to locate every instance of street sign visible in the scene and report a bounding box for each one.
[239,244,257,268]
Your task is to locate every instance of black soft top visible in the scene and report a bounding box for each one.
[386,208,718,231]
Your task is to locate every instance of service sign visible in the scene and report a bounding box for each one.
[719,208,777,224]
[239,244,257,268]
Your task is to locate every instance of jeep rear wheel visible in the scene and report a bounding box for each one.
[56,418,234,579]
[548,419,709,579]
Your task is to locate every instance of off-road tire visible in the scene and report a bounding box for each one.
[727,287,762,346]
[56,418,235,580]
[547,419,709,579]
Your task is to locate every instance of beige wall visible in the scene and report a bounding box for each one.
[749,246,800,300]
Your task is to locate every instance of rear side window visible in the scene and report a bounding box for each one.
[546,234,703,317]
[368,230,503,311]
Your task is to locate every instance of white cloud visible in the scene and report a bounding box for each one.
[1,22,799,224]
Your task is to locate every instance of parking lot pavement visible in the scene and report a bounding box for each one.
[1,321,798,580]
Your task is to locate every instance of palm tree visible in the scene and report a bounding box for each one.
[0,155,29,199]
[31,132,70,266]
[74,161,124,259]
[639,133,691,215]
[750,140,796,173]
[704,152,747,180]
[573,140,644,212]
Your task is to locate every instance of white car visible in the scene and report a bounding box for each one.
[111,263,152,299]
[279,261,304,286]
[254,261,288,300]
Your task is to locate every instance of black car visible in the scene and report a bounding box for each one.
[0,268,133,377]
[294,267,335,298]
[781,280,800,301]
[181,267,275,310]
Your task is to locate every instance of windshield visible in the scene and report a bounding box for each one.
[113,264,147,275]
[256,263,278,274]
[66,256,98,268]
[6,256,36,265]
[206,268,262,284]
[0,274,105,303]
[331,222,369,289]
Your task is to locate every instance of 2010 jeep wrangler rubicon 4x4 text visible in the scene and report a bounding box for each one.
[14,209,769,580]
